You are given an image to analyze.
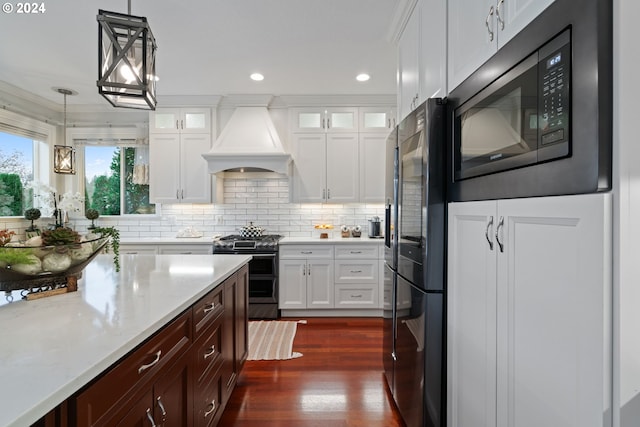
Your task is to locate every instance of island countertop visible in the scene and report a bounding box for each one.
[0,253,251,427]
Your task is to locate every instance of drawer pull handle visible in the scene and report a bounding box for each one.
[146,408,157,427]
[350,270,363,273]
[204,346,216,359]
[138,350,162,374]
[351,294,363,298]
[204,400,216,418]
[203,302,217,313]
[156,396,167,422]
[301,251,313,254]
[350,251,362,254]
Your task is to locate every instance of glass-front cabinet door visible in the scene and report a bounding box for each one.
[150,108,211,134]
[290,107,358,133]
[359,107,397,132]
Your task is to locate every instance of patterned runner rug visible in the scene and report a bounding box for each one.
[247,320,304,360]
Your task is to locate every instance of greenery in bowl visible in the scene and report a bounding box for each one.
[24,208,41,232]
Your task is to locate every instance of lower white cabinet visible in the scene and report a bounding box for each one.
[447,193,612,427]
[279,258,334,309]
[279,243,382,313]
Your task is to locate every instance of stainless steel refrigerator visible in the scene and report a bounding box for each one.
[383,98,446,427]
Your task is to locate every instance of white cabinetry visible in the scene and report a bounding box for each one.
[149,108,211,134]
[359,107,396,132]
[149,108,213,204]
[397,0,446,121]
[448,0,555,91]
[291,133,359,203]
[290,107,358,133]
[447,194,611,427]
[359,133,387,203]
[279,246,334,309]
[334,245,379,309]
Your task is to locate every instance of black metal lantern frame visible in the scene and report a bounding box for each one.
[97,9,157,110]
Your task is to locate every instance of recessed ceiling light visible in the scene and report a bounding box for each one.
[356,73,370,82]
[250,73,264,81]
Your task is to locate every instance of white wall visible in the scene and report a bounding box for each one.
[613,0,640,425]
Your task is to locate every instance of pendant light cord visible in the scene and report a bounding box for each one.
[63,91,67,147]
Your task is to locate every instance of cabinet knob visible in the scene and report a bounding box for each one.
[486,5,495,41]
[156,396,167,422]
[203,302,217,313]
[146,408,157,427]
[204,400,216,418]
[138,350,162,374]
[204,346,217,359]
[496,0,505,30]
[495,216,505,253]
[485,216,494,251]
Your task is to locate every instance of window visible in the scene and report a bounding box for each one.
[0,107,52,218]
[84,144,156,216]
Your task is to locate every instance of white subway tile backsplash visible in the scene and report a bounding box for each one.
[3,177,384,240]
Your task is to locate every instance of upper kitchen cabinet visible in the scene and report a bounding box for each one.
[149,108,211,134]
[149,107,213,204]
[150,133,212,204]
[359,108,397,133]
[448,0,555,91]
[359,133,387,203]
[397,0,446,121]
[291,133,359,203]
[290,107,358,133]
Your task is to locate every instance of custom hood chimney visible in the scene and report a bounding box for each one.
[202,107,292,175]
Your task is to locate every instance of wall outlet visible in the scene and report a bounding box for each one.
[215,215,224,225]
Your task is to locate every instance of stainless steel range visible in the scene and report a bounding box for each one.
[213,234,283,319]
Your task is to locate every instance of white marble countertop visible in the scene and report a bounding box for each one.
[279,236,385,244]
[120,236,217,245]
[0,253,251,427]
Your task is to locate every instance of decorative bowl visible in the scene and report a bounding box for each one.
[0,235,110,298]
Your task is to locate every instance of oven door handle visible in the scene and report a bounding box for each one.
[249,253,277,258]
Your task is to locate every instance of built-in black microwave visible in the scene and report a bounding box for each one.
[453,30,571,181]
[447,0,612,202]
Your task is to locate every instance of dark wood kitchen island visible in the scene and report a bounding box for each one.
[0,253,250,427]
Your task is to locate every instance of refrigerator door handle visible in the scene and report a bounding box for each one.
[384,203,392,247]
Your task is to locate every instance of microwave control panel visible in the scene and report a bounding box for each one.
[538,40,571,147]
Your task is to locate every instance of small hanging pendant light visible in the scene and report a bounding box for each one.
[53,88,76,175]
[96,0,157,110]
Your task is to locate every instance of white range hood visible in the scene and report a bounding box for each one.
[202,107,292,175]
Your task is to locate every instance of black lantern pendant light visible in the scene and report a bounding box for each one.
[97,0,157,110]
[53,88,76,175]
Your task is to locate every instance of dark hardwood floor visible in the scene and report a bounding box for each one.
[219,318,405,426]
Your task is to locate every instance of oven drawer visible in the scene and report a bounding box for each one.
[280,245,334,259]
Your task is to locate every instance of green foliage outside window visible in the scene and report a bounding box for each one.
[0,173,23,216]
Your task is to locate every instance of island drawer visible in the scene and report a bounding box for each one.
[195,368,224,427]
[193,284,224,336]
[194,315,224,385]
[75,310,192,426]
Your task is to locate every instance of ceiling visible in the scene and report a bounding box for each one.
[0,0,402,108]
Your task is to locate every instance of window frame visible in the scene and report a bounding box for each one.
[0,108,55,220]
[69,127,159,218]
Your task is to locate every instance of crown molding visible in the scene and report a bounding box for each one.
[387,0,419,45]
